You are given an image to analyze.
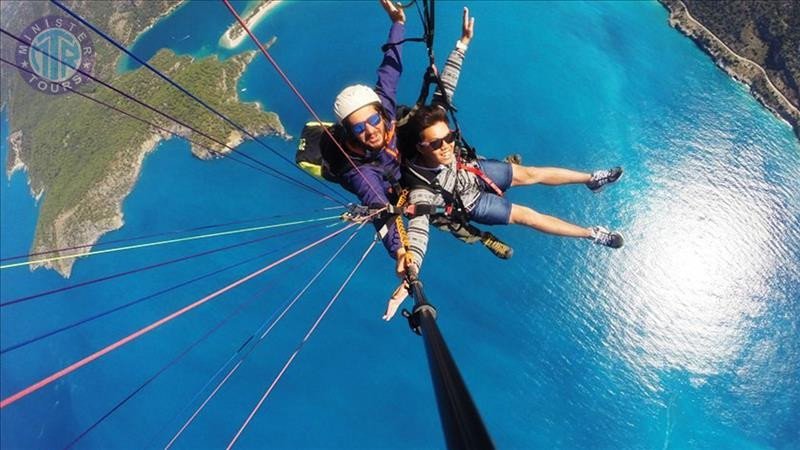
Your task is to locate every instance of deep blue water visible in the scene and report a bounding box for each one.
[2,1,800,449]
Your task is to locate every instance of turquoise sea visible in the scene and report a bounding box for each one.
[2,1,799,449]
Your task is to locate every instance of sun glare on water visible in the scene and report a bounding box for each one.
[601,141,790,392]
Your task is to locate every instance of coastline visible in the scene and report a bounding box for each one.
[30,48,285,277]
[135,0,187,43]
[114,0,187,74]
[189,52,288,160]
[30,129,169,277]
[4,130,43,202]
[13,44,285,278]
[659,0,800,142]
[219,0,281,49]
[6,130,25,179]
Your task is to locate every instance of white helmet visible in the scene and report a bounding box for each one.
[333,84,381,123]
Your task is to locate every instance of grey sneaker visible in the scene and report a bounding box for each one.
[586,167,623,192]
[590,226,624,249]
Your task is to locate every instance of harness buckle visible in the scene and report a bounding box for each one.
[340,204,371,223]
[342,203,400,223]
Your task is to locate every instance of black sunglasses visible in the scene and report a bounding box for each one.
[418,131,456,151]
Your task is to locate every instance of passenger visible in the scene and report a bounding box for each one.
[395,7,514,261]
[383,105,624,320]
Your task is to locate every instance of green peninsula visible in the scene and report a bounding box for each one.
[1,0,284,277]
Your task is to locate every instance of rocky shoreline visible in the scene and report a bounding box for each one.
[6,130,25,178]
[659,0,800,141]
[189,51,288,160]
[5,130,44,202]
[30,130,168,277]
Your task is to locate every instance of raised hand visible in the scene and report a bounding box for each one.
[460,7,475,46]
[380,0,406,24]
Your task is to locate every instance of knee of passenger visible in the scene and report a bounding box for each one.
[510,204,537,224]
[527,167,543,183]
[515,166,539,184]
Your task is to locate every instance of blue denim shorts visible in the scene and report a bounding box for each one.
[468,159,513,225]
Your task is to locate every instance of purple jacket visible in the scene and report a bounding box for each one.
[338,22,404,258]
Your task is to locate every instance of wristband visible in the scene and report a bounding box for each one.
[455,40,468,52]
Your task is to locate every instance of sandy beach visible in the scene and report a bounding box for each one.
[220,0,282,49]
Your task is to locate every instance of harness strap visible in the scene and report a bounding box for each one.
[394,189,413,266]
[384,122,398,160]
[457,161,504,197]
[416,66,438,107]
[403,164,470,223]
[404,203,448,218]
[381,36,426,53]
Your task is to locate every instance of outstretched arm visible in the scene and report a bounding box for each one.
[383,187,433,322]
[375,0,406,120]
[400,208,428,318]
[432,7,474,107]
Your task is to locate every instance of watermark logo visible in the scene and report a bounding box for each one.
[15,15,96,95]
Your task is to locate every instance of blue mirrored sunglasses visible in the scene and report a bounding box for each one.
[350,112,382,135]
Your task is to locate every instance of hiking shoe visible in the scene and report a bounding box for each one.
[590,226,624,249]
[586,167,623,192]
[481,232,514,259]
[504,153,523,165]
